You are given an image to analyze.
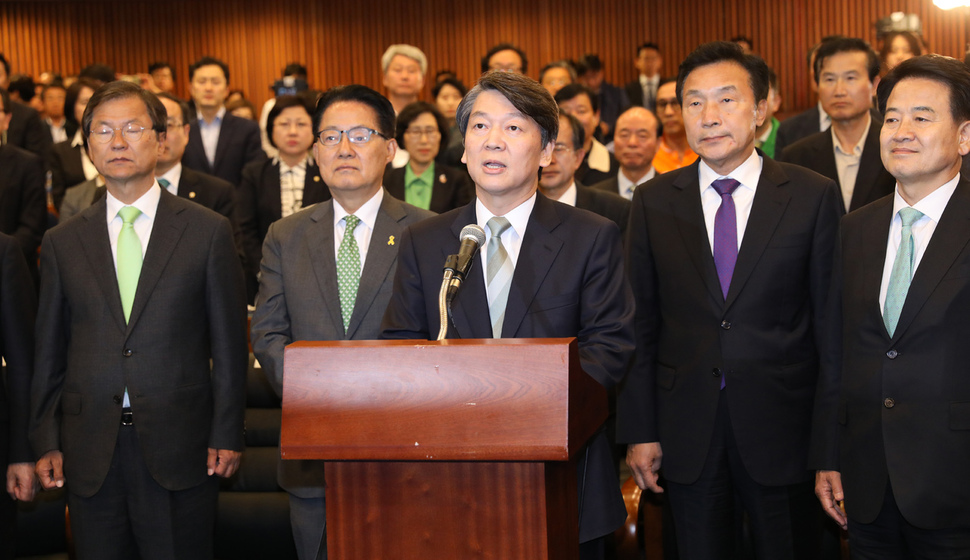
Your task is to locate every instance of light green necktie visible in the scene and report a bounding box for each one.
[883,207,924,337]
[117,206,143,323]
[337,215,361,333]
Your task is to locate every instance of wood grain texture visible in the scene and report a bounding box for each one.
[326,461,579,559]
[2,0,967,117]
[280,338,607,462]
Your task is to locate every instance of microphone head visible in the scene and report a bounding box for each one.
[460,224,486,247]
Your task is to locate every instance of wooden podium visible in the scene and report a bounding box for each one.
[280,338,607,559]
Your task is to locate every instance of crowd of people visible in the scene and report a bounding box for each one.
[0,24,968,560]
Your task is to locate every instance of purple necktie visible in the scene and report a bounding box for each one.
[712,178,741,300]
[712,178,739,390]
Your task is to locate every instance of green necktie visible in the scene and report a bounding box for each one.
[337,215,361,333]
[158,178,170,190]
[117,206,143,323]
[883,207,924,337]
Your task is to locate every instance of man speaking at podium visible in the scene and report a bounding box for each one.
[381,71,635,559]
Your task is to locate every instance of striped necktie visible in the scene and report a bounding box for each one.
[486,217,513,338]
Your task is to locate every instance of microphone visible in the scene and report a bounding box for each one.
[437,224,485,341]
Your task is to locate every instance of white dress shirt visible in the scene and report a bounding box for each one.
[71,130,100,182]
[333,188,384,269]
[818,101,832,132]
[106,182,162,408]
[549,182,578,207]
[198,106,226,169]
[699,150,763,252]
[158,162,181,196]
[618,167,656,200]
[878,175,960,313]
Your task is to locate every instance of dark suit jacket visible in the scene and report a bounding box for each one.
[0,145,48,278]
[382,163,474,214]
[183,112,265,187]
[46,140,87,211]
[6,101,52,157]
[617,154,841,487]
[624,77,659,112]
[0,233,36,470]
[381,194,635,542]
[774,105,821,157]
[779,123,894,213]
[251,192,434,496]
[30,190,249,497]
[577,146,619,186]
[810,179,970,529]
[237,158,331,296]
[575,182,631,235]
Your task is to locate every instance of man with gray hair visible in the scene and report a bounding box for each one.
[381,44,427,115]
[382,70,634,560]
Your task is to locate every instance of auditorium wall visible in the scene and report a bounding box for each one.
[1,0,967,116]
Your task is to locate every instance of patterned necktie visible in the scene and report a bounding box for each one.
[116,206,143,323]
[337,214,361,333]
[883,207,924,337]
[158,178,171,192]
[712,178,741,300]
[486,217,514,338]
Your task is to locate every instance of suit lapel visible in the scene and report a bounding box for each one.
[77,199,127,334]
[671,165,724,305]
[304,201,345,334]
[213,116,232,175]
[346,193,404,338]
[187,125,212,174]
[125,192,187,334]
[724,157,792,310]
[503,196,564,337]
[447,203,492,339]
[892,180,970,341]
[429,169,451,213]
[176,168,195,201]
[862,197,894,337]
[303,163,329,206]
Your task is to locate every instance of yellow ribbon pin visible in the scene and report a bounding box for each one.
[388,235,395,246]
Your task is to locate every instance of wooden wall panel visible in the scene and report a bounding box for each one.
[0,0,968,116]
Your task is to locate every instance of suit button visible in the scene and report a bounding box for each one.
[720,320,731,330]
[887,349,898,359]
[123,348,133,357]
[712,368,722,377]
[113,395,122,404]
[884,397,895,409]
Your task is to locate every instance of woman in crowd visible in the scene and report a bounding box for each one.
[383,101,472,214]
[46,77,100,211]
[880,31,923,73]
[237,94,330,299]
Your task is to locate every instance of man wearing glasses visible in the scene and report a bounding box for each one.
[652,78,698,173]
[31,81,249,560]
[250,84,433,560]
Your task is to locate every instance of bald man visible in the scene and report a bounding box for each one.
[592,106,661,200]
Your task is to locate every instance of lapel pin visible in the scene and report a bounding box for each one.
[388,235,395,246]
[314,176,321,182]
[439,174,447,183]
[189,191,197,199]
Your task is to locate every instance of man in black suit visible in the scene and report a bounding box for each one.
[182,57,264,187]
[31,81,248,560]
[812,55,970,558]
[381,70,635,560]
[556,84,619,186]
[625,42,663,112]
[539,110,630,234]
[618,42,841,559]
[0,88,48,280]
[593,106,660,200]
[0,231,36,560]
[780,38,894,213]
[0,54,52,156]
[774,36,845,155]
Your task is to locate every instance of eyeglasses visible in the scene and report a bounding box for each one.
[317,127,388,146]
[404,127,440,139]
[553,143,574,155]
[656,99,681,111]
[89,124,151,144]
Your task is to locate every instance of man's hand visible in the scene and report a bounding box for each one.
[815,470,847,530]
[627,442,664,493]
[34,451,65,490]
[207,448,242,478]
[7,462,38,501]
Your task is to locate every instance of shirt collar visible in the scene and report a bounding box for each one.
[476,192,537,239]
[891,173,960,226]
[698,149,763,194]
[333,187,384,232]
[405,162,436,189]
[198,106,227,127]
[818,100,832,131]
[158,162,182,192]
[832,113,871,157]
[71,129,84,148]
[276,155,309,175]
[106,182,163,224]
[555,182,578,207]
[618,167,655,194]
